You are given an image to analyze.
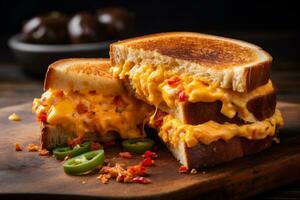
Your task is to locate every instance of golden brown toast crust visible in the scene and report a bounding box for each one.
[111,32,273,92]
[181,90,276,125]
[245,60,271,91]
[44,58,112,91]
[247,91,276,121]
[65,63,112,78]
[112,32,271,69]
[128,37,258,69]
[184,135,274,169]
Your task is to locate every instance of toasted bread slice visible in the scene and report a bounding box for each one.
[177,89,276,125]
[44,58,123,94]
[170,135,275,169]
[157,109,284,168]
[34,58,153,150]
[110,32,272,92]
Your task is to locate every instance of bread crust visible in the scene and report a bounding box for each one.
[244,59,271,91]
[44,58,124,95]
[40,123,75,150]
[40,123,120,150]
[185,136,274,169]
[181,101,246,125]
[116,34,259,69]
[178,136,275,169]
[247,91,276,121]
[181,91,276,125]
[110,32,272,92]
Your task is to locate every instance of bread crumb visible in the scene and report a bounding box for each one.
[273,137,280,144]
[8,113,21,121]
[15,143,22,151]
[97,174,111,184]
[81,180,86,184]
[190,169,198,174]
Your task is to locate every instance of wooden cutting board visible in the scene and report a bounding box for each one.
[0,102,299,200]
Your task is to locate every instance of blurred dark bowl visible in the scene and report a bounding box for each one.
[8,33,112,78]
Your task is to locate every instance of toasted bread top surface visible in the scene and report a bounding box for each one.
[44,58,123,94]
[113,32,271,69]
[50,58,112,78]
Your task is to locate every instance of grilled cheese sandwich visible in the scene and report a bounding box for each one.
[33,58,153,150]
[110,32,284,168]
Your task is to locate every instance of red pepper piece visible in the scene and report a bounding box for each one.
[119,151,133,159]
[38,112,47,123]
[142,150,158,159]
[178,90,188,102]
[127,165,146,176]
[67,137,83,148]
[91,142,102,150]
[167,76,180,87]
[132,177,151,184]
[53,90,64,97]
[154,110,166,128]
[179,165,188,173]
[141,157,154,167]
[15,143,22,151]
[103,140,116,148]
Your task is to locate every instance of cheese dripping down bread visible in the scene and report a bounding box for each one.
[32,58,153,150]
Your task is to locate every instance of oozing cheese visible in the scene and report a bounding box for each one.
[112,63,274,122]
[32,89,152,139]
[159,109,284,148]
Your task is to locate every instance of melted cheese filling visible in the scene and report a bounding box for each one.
[32,89,152,139]
[159,109,284,148]
[112,63,274,122]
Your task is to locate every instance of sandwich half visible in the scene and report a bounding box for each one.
[32,58,153,150]
[110,32,284,168]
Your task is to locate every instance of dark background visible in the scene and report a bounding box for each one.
[0,0,299,66]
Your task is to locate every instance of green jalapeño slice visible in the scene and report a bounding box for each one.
[53,141,91,160]
[63,149,105,175]
[122,138,154,154]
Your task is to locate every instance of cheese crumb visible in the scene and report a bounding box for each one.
[97,174,110,184]
[27,144,39,152]
[8,113,21,121]
[39,149,50,156]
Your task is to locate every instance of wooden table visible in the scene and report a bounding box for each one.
[0,63,299,200]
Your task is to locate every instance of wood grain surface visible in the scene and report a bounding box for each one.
[0,102,299,200]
